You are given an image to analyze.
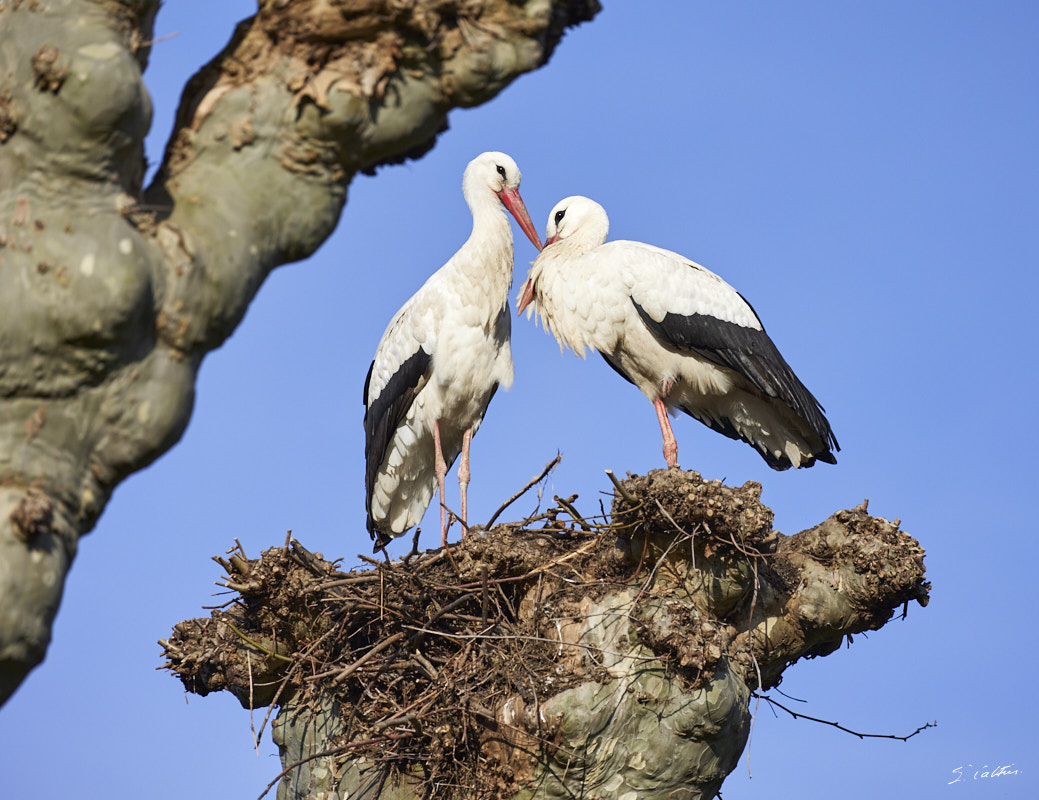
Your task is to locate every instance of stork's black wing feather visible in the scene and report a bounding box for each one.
[600,351,635,387]
[632,298,838,455]
[363,348,432,538]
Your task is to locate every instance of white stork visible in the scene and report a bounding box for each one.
[517,196,838,470]
[364,152,542,551]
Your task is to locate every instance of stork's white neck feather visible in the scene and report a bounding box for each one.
[450,179,515,306]
[524,196,610,339]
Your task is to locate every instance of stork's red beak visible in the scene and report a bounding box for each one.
[517,278,535,315]
[499,187,543,252]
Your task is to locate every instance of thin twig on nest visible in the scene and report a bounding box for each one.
[485,454,561,529]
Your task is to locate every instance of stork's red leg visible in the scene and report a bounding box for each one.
[653,397,679,468]
[457,428,473,537]
[433,420,449,546]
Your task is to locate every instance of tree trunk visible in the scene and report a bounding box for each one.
[162,469,929,799]
[0,0,600,706]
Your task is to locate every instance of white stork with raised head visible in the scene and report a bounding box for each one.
[364,152,542,551]
[517,196,838,470]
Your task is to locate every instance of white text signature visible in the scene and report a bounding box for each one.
[948,764,1020,784]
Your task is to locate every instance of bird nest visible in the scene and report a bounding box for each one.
[161,497,638,797]
[160,467,929,799]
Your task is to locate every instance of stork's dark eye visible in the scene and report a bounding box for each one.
[554,209,566,225]
[496,165,507,179]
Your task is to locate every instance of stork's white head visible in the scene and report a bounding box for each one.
[516,196,612,316]
[543,196,610,247]
[463,152,542,251]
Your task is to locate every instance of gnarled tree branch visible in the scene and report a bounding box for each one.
[0,0,600,705]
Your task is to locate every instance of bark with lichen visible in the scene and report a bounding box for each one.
[162,469,929,800]
[0,0,600,705]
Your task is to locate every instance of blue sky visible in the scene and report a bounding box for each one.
[3,2,1037,797]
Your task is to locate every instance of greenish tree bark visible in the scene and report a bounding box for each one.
[0,0,600,706]
[163,469,930,800]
